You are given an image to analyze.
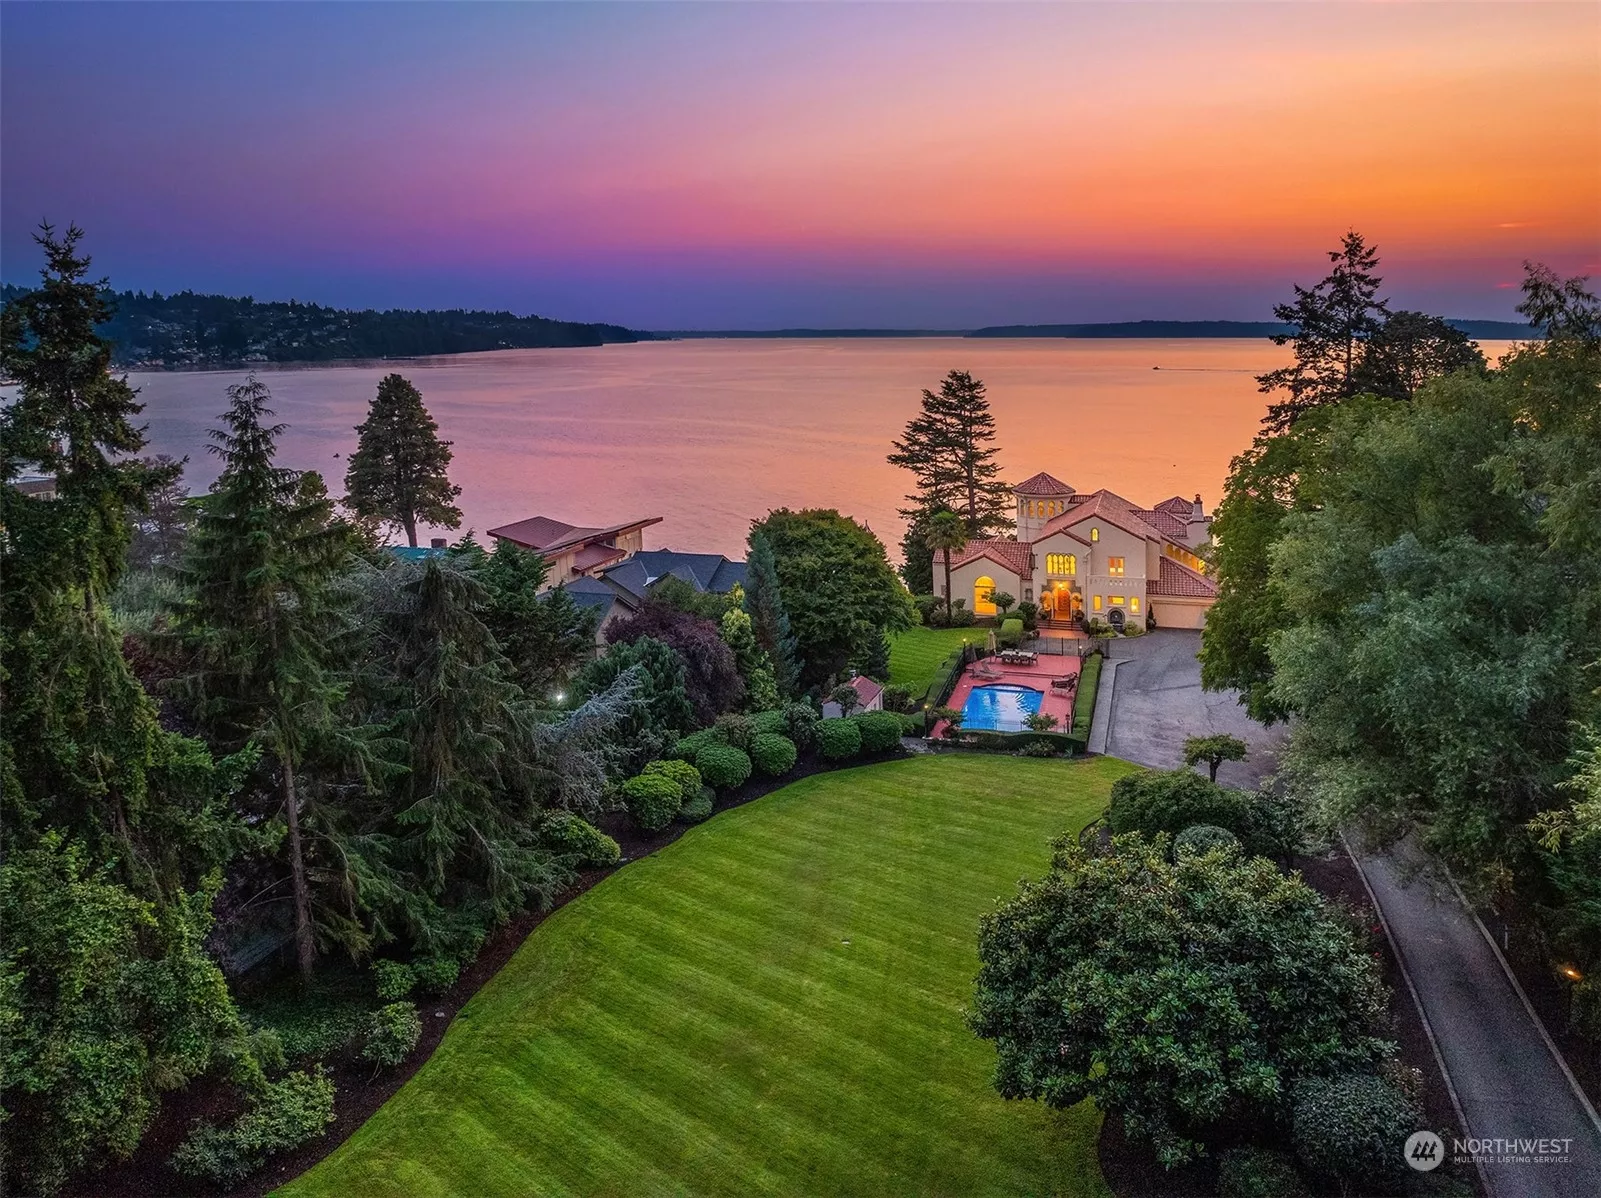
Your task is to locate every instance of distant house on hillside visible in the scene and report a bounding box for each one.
[485,514,664,591]
[822,675,884,718]
[936,472,1217,630]
[487,513,747,648]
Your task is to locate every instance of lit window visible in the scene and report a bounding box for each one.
[974,576,997,616]
[1110,595,1125,606]
[1108,556,1124,576]
[1092,594,1103,612]
[1131,596,1140,613]
[1046,553,1076,576]
[1090,527,1099,542]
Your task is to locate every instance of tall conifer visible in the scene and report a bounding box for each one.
[887,369,1011,543]
[344,373,462,547]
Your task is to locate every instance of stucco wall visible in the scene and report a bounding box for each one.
[939,557,1024,616]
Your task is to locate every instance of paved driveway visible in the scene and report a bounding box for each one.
[1101,629,1285,788]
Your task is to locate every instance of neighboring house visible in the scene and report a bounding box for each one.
[485,514,663,591]
[821,675,884,718]
[11,475,57,500]
[936,472,1218,630]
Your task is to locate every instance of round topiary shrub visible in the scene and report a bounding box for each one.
[671,728,721,762]
[1173,823,1242,858]
[853,711,903,753]
[748,732,798,777]
[750,708,789,736]
[695,742,753,789]
[541,812,622,868]
[817,717,863,760]
[622,772,683,832]
[713,712,753,749]
[679,788,714,823]
[1217,1148,1310,1198]
[642,758,702,804]
[362,1001,422,1067]
[1291,1073,1419,1191]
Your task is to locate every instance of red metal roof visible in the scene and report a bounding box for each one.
[1150,555,1218,598]
[1013,471,1075,496]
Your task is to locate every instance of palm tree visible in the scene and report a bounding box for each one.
[925,510,968,620]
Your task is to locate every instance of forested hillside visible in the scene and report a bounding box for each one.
[0,282,651,368]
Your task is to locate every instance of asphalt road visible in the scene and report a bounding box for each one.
[1100,630,1601,1196]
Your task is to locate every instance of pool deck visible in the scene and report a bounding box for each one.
[934,655,1081,736]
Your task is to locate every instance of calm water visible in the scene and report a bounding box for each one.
[116,337,1308,559]
[961,683,1045,733]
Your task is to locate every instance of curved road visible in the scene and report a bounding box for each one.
[1099,631,1601,1197]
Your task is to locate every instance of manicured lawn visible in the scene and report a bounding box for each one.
[888,625,979,699]
[277,755,1133,1198]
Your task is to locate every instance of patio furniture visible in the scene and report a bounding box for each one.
[1050,676,1077,693]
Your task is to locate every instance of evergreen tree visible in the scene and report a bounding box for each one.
[887,369,1011,538]
[578,636,692,772]
[476,539,599,698]
[1351,311,1485,401]
[1257,231,1390,430]
[173,378,357,981]
[343,373,462,547]
[897,502,940,595]
[0,222,176,608]
[719,587,780,710]
[743,531,800,697]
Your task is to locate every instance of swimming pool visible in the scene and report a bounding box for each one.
[960,683,1044,732]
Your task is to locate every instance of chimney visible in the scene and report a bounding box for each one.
[431,537,447,549]
[1191,494,1205,521]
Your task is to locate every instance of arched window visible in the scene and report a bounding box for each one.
[1090,527,1100,542]
[974,576,997,616]
[1046,553,1076,576]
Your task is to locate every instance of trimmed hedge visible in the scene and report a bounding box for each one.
[817,717,863,759]
[695,742,753,789]
[748,733,798,776]
[998,617,1024,648]
[540,812,622,868]
[622,772,682,832]
[750,709,788,736]
[642,758,702,805]
[1070,653,1101,740]
[1292,1073,1419,1191]
[953,729,1084,755]
[679,788,714,823]
[853,711,903,753]
[671,728,719,762]
[1107,770,1299,858]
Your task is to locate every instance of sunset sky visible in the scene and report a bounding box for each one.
[3,1,1597,328]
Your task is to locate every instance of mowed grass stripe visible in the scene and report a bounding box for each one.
[277,755,1135,1198]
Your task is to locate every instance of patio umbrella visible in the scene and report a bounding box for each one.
[986,628,998,653]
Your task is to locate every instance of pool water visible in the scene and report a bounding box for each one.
[960,684,1044,732]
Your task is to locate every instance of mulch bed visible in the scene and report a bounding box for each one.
[1097,843,1484,1198]
[66,747,908,1198]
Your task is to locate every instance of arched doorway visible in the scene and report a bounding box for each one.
[974,576,997,617]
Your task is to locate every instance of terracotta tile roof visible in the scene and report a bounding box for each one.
[1155,495,1197,518]
[943,538,1033,576]
[1134,507,1189,541]
[847,675,883,706]
[1013,471,1075,496]
[1041,489,1164,542]
[1150,555,1218,598]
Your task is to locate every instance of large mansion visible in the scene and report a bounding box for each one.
[936,472,1218,629]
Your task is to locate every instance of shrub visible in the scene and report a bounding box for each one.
[750,708,789,735]
[881,683,914,713]
[780,702,821,751]
[1217,1148,1310,1198]
[989,591,1016,616]
[679,788,714,823]
[950,604,975,627]
[695,742,753,789]
[642,757,702,804]
[1070,653,1101,740]
[927,651,966,709]
[1108,770,1297,858]
[713,712,753,750]
[913,593,941,624]
[410,956,460,997]
[622,772,683,832]
[817,717,863,759]
[749,733,798,776]
[1291,1073,1419,1191]
[373,959,415,1001]
[171,1068,336,1184]
[1173,824,1241,858]
[362,1001,423,1067]
[671,728,720,762]
[540,812,621,868]
[895,712,923,736]
[1019,739,1062,757]
[971,836,1394,1168]
[829,683,862,717]
[854,711,903,753]
[1022,712,1059,733]
[998,617,1024,648]
[1016,600,1039,631]
[1121,623,1145,638]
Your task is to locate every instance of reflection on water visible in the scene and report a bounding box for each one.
[114,337,1316,560]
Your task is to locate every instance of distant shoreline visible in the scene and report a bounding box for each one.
[661,318,1534,341]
